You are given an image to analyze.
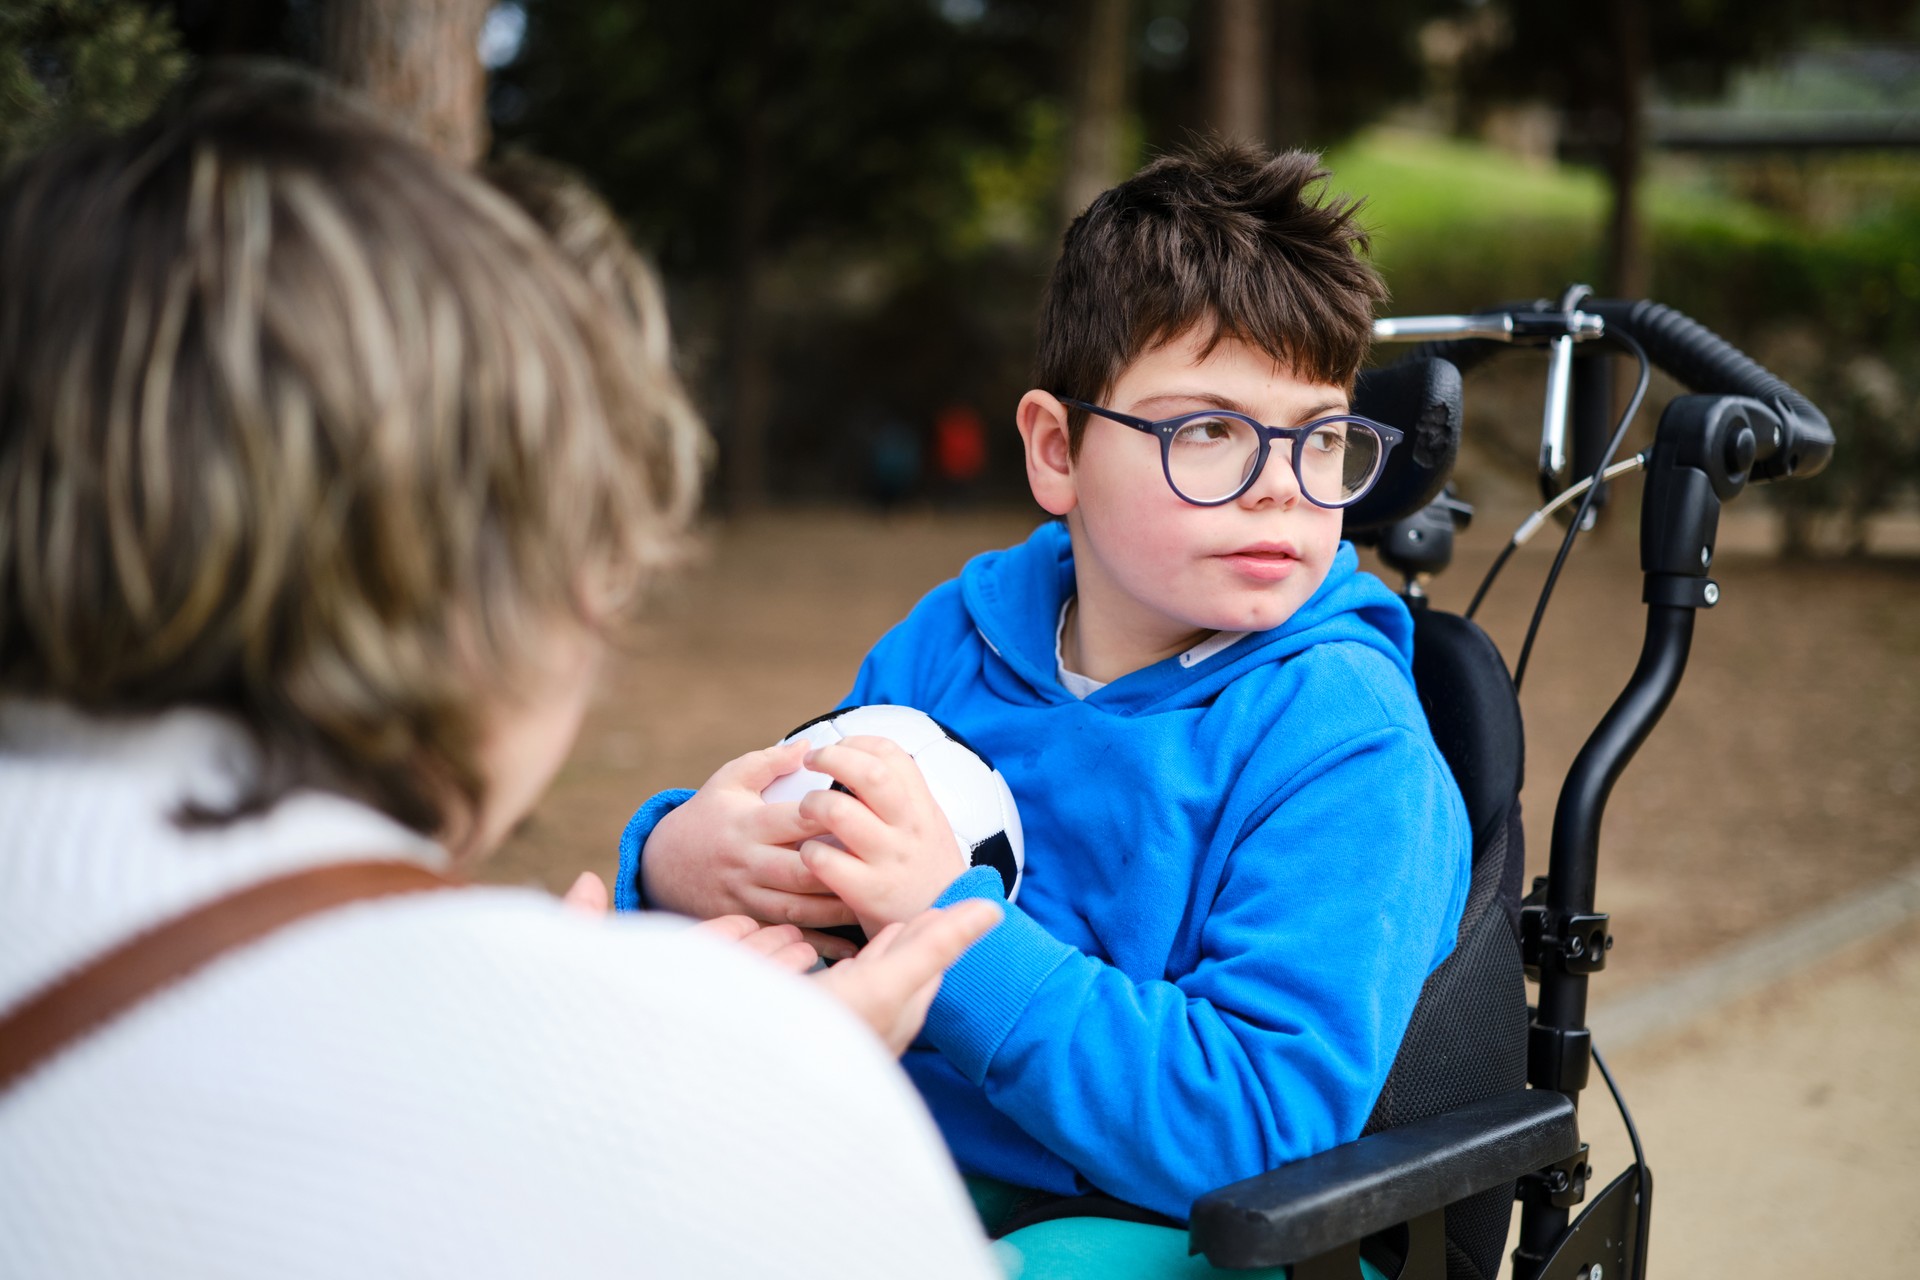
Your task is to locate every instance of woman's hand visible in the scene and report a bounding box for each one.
[694,914,821,975]
[641,742,860,951]
[814,899,1002,1055]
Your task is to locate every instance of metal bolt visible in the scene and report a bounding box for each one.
[1704,583,1721,605]
[1568,935,1585,957]
[1700,546,1712,568]
[1589,1266,1604,1280]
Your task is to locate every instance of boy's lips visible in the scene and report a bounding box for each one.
[1216,541,1301,582]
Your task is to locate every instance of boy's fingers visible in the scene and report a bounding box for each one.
[802,741,915,824]
[795,788,892,857]
[740,885,858,929]
[744,842,836,897]
[711,740,811,794]
[798,839,878,905]
[749,801,828,847]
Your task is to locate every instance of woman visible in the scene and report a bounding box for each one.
[0,68,998,1279]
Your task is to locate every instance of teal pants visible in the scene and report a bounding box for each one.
[969,1177,1389,1280]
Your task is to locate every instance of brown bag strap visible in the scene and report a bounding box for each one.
[0,859,458,1096]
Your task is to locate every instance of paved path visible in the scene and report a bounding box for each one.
[1575,916,1920,1276]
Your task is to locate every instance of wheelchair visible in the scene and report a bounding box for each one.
[980,292,1834,1280]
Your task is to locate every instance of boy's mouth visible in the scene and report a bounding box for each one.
[1216,542,1301,582]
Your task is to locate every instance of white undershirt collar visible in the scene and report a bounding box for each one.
[1053,600,1249,698]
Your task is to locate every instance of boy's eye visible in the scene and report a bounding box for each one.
[1170,417,1241,446]
[1306,424,1349,454]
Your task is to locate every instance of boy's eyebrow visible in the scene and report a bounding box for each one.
[1133,391,1350,422]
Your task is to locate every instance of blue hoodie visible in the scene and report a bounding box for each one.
[616,520,1470,1221]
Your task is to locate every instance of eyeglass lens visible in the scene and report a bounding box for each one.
[1166,416,1383,505]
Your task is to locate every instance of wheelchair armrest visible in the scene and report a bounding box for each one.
[1188,1089,1579,1270]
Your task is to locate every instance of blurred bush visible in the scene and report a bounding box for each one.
[1333,129,1920,548]
[0,0,187,167]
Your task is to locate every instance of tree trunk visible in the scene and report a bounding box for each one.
[722,93,774,512]
[1268,0,1313,147]
[1206,0,1268,147]
[322,0,491,166]
[1601,0,1647,298]
[1058,0,1133,227]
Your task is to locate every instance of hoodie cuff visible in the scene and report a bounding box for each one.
[924,866,1076,1084]
[614,789,697,913]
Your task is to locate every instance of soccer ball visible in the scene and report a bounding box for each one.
[761,704,1025,902]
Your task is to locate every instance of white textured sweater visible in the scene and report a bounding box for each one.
[0,703,996,1279]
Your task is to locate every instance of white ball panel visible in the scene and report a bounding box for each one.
[914,737,1004,847]
[759,766,833,805]
[759,718,845,804]
[831,705,947,755]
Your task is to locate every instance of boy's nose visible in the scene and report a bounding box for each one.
[1239,444,1302,509]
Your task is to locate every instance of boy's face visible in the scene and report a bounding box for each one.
[1019,327,1349,660]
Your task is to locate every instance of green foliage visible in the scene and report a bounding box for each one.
[0,0,187,166]
[1328,129,1920,544]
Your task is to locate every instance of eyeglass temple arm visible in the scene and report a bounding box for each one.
[1058,397,1157,431]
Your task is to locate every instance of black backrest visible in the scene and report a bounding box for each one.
[1363,609,1530,1280]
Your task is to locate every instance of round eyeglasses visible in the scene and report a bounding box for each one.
[1060,397,1403,509]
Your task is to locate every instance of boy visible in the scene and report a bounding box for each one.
[623,142,1471,1222]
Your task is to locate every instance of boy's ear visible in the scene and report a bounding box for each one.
[1016,391,1077,517]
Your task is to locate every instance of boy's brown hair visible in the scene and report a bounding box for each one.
[0,66,704,832]
[1035,140,1387,452]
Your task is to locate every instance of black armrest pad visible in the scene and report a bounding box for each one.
[1189,1090,1579,1269]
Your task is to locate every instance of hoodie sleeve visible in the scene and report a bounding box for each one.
[920,722,1471,1221]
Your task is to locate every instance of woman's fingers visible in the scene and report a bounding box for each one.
[561,871,610,914]
[694,914,763,943]
[880,900,1003,992]
[735,921,806,959]
[813,901,1002,1054]
[798,928,861,962]
[694,916,823,975]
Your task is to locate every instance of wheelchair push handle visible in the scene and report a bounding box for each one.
[1583,299,1833,484]
[1375,296,1835,488]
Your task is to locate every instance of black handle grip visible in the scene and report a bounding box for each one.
[1584,299,1833,482]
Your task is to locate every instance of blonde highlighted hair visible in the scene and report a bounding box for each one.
[0,66,706,831]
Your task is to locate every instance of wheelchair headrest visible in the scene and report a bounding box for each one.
[1345,356,1463,536]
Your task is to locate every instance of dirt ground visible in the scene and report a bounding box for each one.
[485,502,1920,1277]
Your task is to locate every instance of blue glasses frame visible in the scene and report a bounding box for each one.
[1058,397,1405,509]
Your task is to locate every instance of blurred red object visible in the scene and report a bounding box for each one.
[934,403,988,483]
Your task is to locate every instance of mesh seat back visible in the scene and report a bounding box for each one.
[1363,608,1529,1280]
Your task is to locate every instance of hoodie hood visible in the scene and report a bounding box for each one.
[958,520,1412,714]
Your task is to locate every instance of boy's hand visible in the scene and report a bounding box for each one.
[642,742,860,951]
[815,900,1003,1055]
[795,735,971,934]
